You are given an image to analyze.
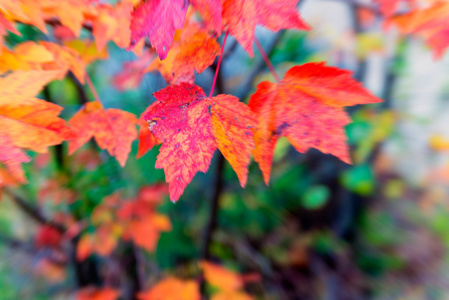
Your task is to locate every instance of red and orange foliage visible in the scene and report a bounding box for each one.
[249,63,382,184]
[144,83,257,201]
[0,0,387,201]
[1,0,448,298]
[76,184,170,260]
[137,262,254,300]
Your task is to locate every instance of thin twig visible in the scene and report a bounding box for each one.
[236,31,285,100]
[0,233,68,266]
[209,29,230,97]
[2,188,66,233]
[200,153,225,261]
[254,37,281,82]
[43,86,65,171]
[67,72,89,105]
[85,73,102,105]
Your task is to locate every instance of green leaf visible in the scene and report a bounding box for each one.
[301,185,330,209]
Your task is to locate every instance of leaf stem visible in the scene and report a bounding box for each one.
[254,36,281,83]
[85,73,102,105]
[209,29,229,98]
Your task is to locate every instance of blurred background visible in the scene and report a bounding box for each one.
[2,0,449,299]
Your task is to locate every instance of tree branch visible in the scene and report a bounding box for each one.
[67,72,89,105]
[200,153,225,261]
[2,188,66,233]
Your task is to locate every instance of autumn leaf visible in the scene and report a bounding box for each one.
[223,0,310,56]
[117,185,171,252]
[144,83,256,201]
[0,41,87,83]
[91,1,133,51]
[0,135,30,182]
[138,277,200,300]
[40,41,86,82]
[0,70,72,182]
[190,0,222,33]
[200,262,243,292]
[43,0,87,36]
[390,1,449,58]
[82,186,170,254]
[77,227,119,261]
[200,262,255,300]
[0,166,21,192]
[129,215,171,251]
[68,101,138,166]
[145,25,220,84]
[248,62,382,184]
[129,0,189,59]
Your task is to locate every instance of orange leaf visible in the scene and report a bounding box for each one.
[390,1,449,58]
[248,63,382,184]
[144,83,256,201]
[44,0,85,36]
[0,70,72,181]
[0,135,30,182]
[171,29,220,82]
[14,41,54,63]
[129,214,171,252]
[68,101,138,166]
[40,41,86,82]
[223,0,309,56]
[92,1,133,51]
[138,277,200,300]
[77,228,118,261]
[144,24,219,84]
[0,41,87,82]
[210,95,257,186]
[77,233,94,261]
[200,262,243,292]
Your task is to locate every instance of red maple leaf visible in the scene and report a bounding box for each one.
[129,0,189,59]
[248,63,382,184]
[129,0,223,59]
[223,0,310,56]
[144,83,257,201]
[190,0,223,33]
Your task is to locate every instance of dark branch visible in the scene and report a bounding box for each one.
[2,188,66,233]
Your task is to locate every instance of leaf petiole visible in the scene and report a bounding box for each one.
[209,29,230,98]
[254,36,281,82]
